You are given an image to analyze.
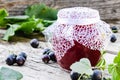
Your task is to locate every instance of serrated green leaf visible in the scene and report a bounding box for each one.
[0,67,23,80]
[25,3,58,20]
[70,58,93,75]
[0,8,9,27]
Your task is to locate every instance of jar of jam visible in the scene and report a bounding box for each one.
[43,7,112,70]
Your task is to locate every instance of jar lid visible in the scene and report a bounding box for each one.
[57,7,100,25]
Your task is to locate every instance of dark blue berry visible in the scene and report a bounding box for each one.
[92,70,102,80]
[70,71,80,80]
[19,52,27,60]
[43,48,51,55]
[6,54,17,65]
[49,51,57,62]
[42,54,50,64]
[110,34,117,42]
[110,26,118,33]
[30,38,39,48]
[16,56,25,66]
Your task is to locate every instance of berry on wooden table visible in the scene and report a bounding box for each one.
[18,52,27,60]
[16,56,26,66]
[110,26,118,33]
[42,54,50,64]
[6,54,17,65]
[49,51,57,62]
[110,34,117,42]
[30,38,39,48]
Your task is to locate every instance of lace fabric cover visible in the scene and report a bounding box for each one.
[43,7,112,61]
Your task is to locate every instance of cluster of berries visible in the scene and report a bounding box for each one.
[30,38,118,80]
[6,52,27,66]
[30,38,57,64]
[110,26,118,42]
[70,69,103,80]
[42,48,57,64]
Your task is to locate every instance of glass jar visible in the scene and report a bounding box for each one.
[43,7,112,70]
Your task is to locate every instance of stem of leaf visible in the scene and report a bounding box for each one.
[78,74,83,80]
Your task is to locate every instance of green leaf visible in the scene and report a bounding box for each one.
[0,8,9,27]
[108,64,120,80]
[108,52,120,80]
[2,24,21,41]
[114,52,120,64]
[25,3,58,20]
[70,58,93,75]
[0,67,23,80]
[20,21,36,34]
[2,19,46,41]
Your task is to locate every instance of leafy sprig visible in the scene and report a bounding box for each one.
[70,51,120,80]
[108,51,120,80]
[70,58,93,80]
[24,3,58,20]
[0,3,57,41]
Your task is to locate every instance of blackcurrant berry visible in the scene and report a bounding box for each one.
[92,69,102,80]
[70,71,80,80]
[49,51,57,62]
[42,54,50,64]
[18,52,27,60]
[30,38,39,48]
[16,56,25,66]
[110,26,118,33]
[110,34,117,42]
[6,54,17,65]
[43,48,51,55]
